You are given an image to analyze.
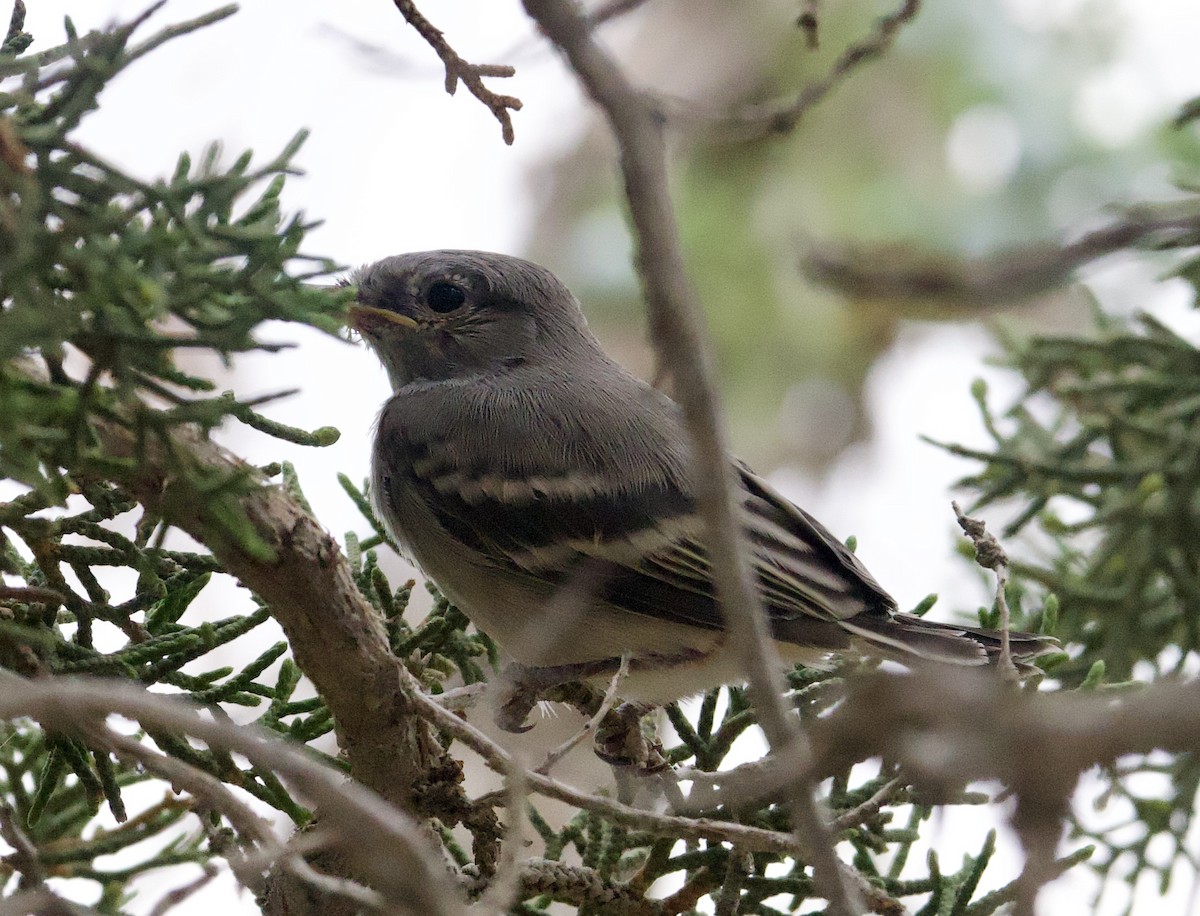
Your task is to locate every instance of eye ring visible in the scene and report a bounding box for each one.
[426,281,467,313]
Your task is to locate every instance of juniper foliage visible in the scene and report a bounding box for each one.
[939,192,1200,910]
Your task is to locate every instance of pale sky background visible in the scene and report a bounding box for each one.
[8,1,1200,913]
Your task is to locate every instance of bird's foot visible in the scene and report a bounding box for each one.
[594,702,668,773]
[494,658,623,733]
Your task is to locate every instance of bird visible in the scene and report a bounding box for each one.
[349,250,1052,705]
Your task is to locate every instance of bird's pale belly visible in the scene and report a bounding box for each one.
[374,459,831,702]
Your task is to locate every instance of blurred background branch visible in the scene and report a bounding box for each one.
[802,200,1200,312]
[671,0,923,140]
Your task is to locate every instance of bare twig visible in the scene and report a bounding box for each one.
[93,723,384,911]
[536,653,629,774]
[398,660,824,858]
[0,889,97,916]
[434,682,489,711]
[798,0,821,50]
[518,0,859,912]
[809,668,1200,912]
[390,0,522,144]
[672,747,796,813]
[94,725,277,891]
[830,776,905,831]
[146,867,220,916]
[802,205,1200,309]
[243,828,389,911]
[953,502,1016,681]
[674,0,921,139]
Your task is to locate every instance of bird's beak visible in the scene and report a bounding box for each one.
[348,304,420,333]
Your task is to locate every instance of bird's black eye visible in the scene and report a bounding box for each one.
[426,281,467,313]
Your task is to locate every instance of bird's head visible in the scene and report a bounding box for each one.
[348,250,598,388]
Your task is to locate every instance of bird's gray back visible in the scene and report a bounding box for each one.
[377,359,694,490]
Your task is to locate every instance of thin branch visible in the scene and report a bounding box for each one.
[434,682,489,711]
[830,776,906,832]
[237,827,387,911]
[390,0,522,144]
[518,1,859,913]
[953,502,1017,681]
[805,666,1200,828]
[146,867,220,916]
[397,660,820,858]
[94,725,278,887]
[94,724,383,911]
[802,205,1200,309]
[123,4,238,71]
[673,0,921,139]
[672,749,796,814]
[536,653,629,774]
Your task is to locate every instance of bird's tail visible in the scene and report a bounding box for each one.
[842,612,1057,671]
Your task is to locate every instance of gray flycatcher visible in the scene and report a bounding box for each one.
[350,250,1050,703]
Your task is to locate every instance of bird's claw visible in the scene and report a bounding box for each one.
[495,691,538,734]
[493,659,623,733]
[594,702,668,773]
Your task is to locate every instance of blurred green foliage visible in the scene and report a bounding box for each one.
[527,0,1200,468]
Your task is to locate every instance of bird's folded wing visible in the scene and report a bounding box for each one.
[401,446,895,640]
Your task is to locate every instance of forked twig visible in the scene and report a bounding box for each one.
[390,0,522,144]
